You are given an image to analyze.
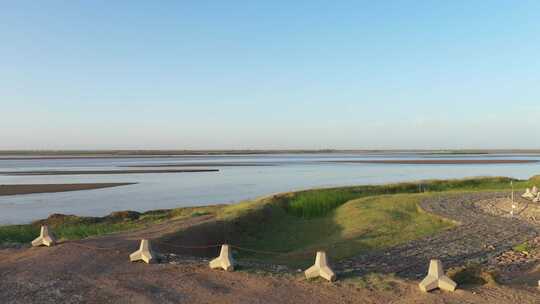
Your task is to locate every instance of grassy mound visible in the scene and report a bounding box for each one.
[196,176,529,265]
[286,176,518,218]
[223,193,452,265]
[529,175,540,185]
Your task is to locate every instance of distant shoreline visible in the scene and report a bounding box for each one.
[328,159,539,165]
[0,183,135,196]
[1,149,540,160]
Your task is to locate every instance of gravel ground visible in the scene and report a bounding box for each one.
[338,192,540,279]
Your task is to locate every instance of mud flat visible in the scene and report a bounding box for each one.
[328,159,539,165]
[0,183,135,196]
[0,169,219,176]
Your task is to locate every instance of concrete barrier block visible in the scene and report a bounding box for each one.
[210,244,235,271]
[522,188,535,199]
[419,259,457,292]
[31,225,56,247]
[129,239,155,264]
[304,251,336,282]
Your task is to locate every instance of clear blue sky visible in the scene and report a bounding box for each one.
[1,1,539,150]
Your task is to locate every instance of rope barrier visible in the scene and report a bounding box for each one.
[229,245,287,255]
[152,240,222,249]
[63,239,289,256]
[57,238,287,254]
[65,241,130,251]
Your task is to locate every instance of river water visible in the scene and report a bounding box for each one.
[1,153,539,225]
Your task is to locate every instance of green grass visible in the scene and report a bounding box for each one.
[287,190,361,218]
[0,225,40,244]
[513,241,532,253]
[286,176,528,218]
[0,205,221,245]
[0,222,141,244]
[228,193,453,266]
[211,175,538,265]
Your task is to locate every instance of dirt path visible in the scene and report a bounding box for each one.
[1,192,539,303]
[339,192,540,278]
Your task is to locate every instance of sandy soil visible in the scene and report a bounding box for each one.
[329,159,539,164]
[0,169,219,176]
[1,195,540,303]
[0,183,135,196]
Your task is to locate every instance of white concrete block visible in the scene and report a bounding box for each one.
[419,259,457,292]
[304,251,336,282]
[130,239,155,264]
[31,225,56,247]
[210,244,235,271]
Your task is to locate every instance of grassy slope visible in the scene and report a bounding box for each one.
[227,193,452,265]
[285,176,530,218]
[216,175,539,265]
[0,206,221,244]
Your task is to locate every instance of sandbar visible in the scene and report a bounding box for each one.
[0,183,135,196]
[120,162,276,167]
[0,169,219,176]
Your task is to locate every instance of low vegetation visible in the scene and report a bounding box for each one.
[0,206,220,244]
[286,176,522,218]
[349,273,401,292]
[223,193,452,265]
[512,241,532,253]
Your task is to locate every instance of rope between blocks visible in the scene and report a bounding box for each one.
[152,241,287,255]
[65,241,130,251]
[152,240,222,249]
[59,239,288,255]
[229,245,287,255]
[64,240,223,251]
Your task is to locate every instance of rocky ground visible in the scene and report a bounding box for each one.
[486,236,540,283]
[475,195,540,225]
[338,192,540,279]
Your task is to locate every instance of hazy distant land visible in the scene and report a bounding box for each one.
[328,159,539,165]
[1,149,540,160]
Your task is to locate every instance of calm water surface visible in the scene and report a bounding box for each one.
[1,153,540,225]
